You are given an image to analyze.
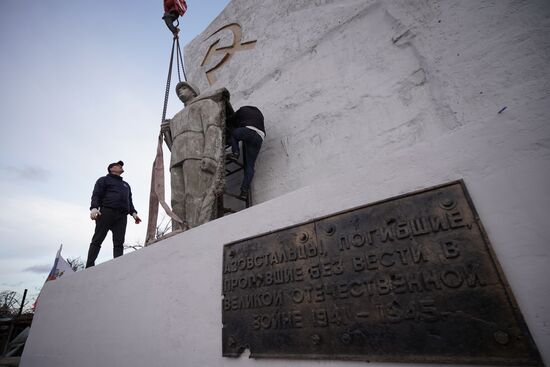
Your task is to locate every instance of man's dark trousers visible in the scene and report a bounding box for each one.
[86,207,127,268]
[231,127,263,191]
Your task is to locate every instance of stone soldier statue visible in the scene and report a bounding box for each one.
[160,81,230,231]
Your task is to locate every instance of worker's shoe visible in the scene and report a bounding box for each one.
[226,152,239,161]
[239,189,248,200]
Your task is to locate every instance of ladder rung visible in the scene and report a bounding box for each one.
[224,191,247,201]
[226,168,243,177]
[226,158,243,167]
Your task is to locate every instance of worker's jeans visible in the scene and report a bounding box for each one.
[231,127,263,191]
[86,208,127,268]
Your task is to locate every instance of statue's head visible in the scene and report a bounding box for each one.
[175,81,200,103]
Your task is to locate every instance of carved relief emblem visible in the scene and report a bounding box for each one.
[201,23,257,85]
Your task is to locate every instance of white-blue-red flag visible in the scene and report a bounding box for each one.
[45,245,74,281]
[33,245,75,310]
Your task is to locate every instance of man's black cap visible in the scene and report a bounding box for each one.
[108,160,124,172]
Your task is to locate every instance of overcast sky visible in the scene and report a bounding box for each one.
[0,0,230,299]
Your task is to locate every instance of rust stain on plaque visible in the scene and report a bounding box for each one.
[221,180,543,366]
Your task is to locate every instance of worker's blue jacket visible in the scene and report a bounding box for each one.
[90,174,137,215]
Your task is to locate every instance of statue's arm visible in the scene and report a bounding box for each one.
[161,120,173,151]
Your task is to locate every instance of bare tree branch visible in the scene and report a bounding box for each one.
[66,257,85,272]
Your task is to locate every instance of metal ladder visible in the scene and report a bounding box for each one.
[217,144,251,217]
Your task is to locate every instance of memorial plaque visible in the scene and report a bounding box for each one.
[222,180,543,365]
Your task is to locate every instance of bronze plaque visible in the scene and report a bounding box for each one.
[222,180,543,365]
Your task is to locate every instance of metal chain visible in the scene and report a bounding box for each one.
[176,42,182,83]
[161,28,187,124]
[176,37,187,82]
[161,37,177,123]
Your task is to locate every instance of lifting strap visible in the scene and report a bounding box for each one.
[146,34,187,244]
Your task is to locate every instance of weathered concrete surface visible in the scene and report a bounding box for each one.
[20,174,550,367]
[21,1,550,366]
[186,0,550,202]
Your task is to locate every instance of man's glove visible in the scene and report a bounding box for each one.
[90,208,101,220]
[132,212,142,224]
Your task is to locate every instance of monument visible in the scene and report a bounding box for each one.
[160,81,231,232]
[21,1,550,366]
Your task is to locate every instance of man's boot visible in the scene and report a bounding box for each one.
[85,245,101,268]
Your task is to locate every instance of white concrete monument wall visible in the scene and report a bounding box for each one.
[22,1,550,366]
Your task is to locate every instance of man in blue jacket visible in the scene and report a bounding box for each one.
[86,161,141,268]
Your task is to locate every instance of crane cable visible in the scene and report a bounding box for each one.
[161,29,187,123]
[147,29,187,245]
